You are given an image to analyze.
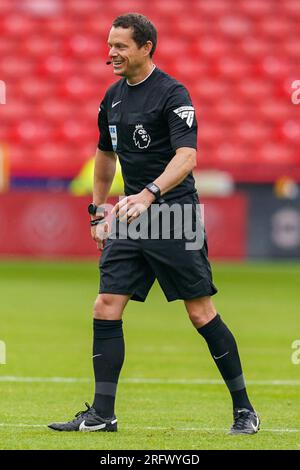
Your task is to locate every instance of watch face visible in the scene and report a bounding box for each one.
[149,184,158,194]
[88,203,96,215]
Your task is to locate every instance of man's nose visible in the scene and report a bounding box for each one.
[109,48,118,58]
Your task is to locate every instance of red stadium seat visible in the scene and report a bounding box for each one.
[57,119,97,144]
[152,0,187,17]
[0,100,29,122]
[38,99,76,122]
[66,34,104,57]
[38,56,75,78]
[194,0,230,16]
[279,120,300,144]
[238,79,274,101]
[17,78,55,101]
[0,0,14,15]
[195,35,229,58]
[175,16,210,38]
[259,56,292,79]
[259,16,291,38]
[216,56,253,80]
[218,14,253,38]
[192,79,230,103]
[59,76,98,101]
[2,13,33,36]
[22,35,61,58]
[0,56,34,78]
[214,142,250,163]
[260,100,291,122]
[239,0,274,18]
[283,37,300,59]
[239,36,271,59]
[10,119,54,145]
[281,0,300,17]
[42,17,74,37]
[258,142,296,164]
[64,0,102,17]
[236,120,271,143]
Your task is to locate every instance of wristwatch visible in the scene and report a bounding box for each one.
[145,183,162,201]
[88,203,106,218]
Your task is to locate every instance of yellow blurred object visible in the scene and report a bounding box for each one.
[69,156,124,196]
[0,144,9,192]
[274,176,299,199]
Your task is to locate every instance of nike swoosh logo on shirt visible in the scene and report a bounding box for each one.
[213,351,229,360]
[112,100,122,108]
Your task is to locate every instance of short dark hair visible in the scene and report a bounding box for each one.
[112,13,157,58]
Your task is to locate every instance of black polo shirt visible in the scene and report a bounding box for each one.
[98,66,197,200]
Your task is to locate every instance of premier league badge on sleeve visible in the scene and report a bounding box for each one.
[109,125,118,151]
[133,124,151,149]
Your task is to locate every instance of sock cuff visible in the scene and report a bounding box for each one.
[197,313,222,339]
[93,319,123,339]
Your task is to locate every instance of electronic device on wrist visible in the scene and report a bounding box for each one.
[88,203,106,218]
[145,183,161,201]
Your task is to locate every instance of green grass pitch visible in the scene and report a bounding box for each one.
[0,259,299,450]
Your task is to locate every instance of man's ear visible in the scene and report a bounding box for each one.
[143,41,153,57]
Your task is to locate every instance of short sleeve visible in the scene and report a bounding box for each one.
[97,94,113,152]
[163,84,197,151]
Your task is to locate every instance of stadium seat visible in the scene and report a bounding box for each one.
[17,78,55,101]
[239,0,274,17]
[194,0,230,16]
[10,120,55,145]
[198,121,224,145]
[195,35,229,58]
[236,120,271,143]
[22,35,61,58]
[218,14,253,38]
[64,0,102,17]
[259,16,291,38]
[0,56,34,78]
[279,120,300,144]
[215,100,247,122]
[260,100,291,122]
[2,13,33,36]
[258,142,295,164]
[38,56,75,77]
[216,56,253,80]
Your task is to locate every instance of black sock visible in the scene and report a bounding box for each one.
[197,314,254,411]
[92,319,125,418]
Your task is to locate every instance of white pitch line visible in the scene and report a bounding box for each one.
[0,376,300,386]
[0,423,299,433]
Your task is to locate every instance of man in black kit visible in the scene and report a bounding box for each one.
[49,13,260,435]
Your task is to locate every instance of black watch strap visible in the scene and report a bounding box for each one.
[145,183,161,201]
[88,203,106,217]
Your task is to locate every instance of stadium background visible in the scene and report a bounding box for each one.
[0,0,299,451]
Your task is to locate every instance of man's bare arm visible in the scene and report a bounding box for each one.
[153,147,197,196]
[112,147,197,223]
[93,148,117,205]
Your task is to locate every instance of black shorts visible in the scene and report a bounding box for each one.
[99,193,218,302]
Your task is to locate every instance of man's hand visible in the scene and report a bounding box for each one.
[111,189,155,224]
[91,220,109,251]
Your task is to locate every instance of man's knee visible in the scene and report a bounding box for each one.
[93,293,129,320]
[184,296,217,328]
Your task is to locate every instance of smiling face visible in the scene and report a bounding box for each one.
[107,26,152,79]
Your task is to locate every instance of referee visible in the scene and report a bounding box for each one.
[49,13,260,435]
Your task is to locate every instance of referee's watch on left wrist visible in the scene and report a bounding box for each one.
[88,203,106,219]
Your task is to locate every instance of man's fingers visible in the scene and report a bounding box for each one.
[111,197,128,217]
